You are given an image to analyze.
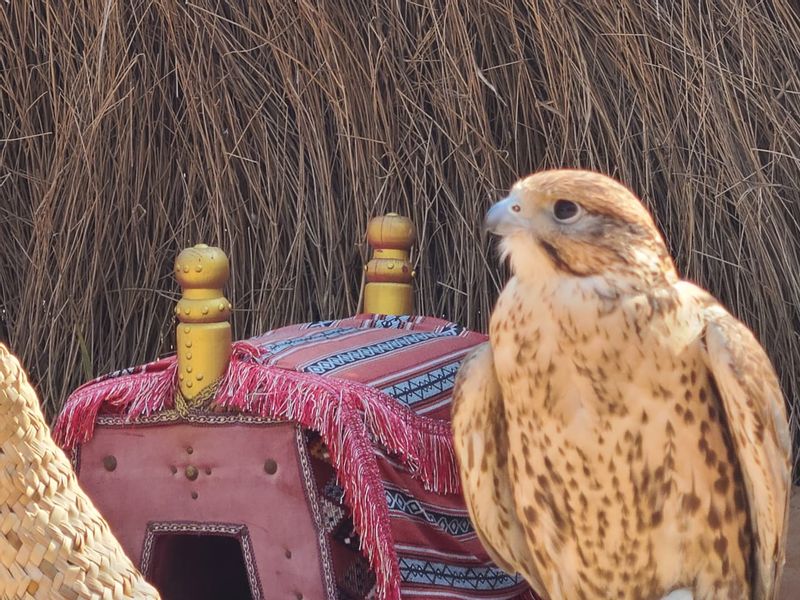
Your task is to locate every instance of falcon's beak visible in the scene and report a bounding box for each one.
[484,196,525,236]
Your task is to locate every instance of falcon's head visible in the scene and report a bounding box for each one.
[486,169,677,292]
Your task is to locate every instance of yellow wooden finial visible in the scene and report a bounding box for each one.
[174,244,232,404]
[363,213,416,315]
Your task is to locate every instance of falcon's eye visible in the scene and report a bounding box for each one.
[553,199,583,223]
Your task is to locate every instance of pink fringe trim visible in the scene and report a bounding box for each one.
[217,344,401,598]
[54,341,464,600]
[54,357,178,448]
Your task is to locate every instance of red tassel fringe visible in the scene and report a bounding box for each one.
[217,345,401,598]
[54,341,464,600]
[54,357,178,448]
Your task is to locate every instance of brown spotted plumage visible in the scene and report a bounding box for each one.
[452,169,791,600]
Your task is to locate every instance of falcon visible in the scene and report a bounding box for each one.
[452,169,792,599]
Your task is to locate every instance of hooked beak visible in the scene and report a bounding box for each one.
[484,196,525,235]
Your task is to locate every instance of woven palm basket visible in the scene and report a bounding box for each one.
[0,343,159,599]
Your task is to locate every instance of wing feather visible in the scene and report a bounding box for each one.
[452,343,547,596]
[701,310,792,599]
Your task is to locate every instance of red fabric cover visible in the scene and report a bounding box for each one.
[249,315,481,421]
[58,315,536,600]
[77,423,332,600]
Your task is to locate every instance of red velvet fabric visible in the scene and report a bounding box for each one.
[77,423,333,599]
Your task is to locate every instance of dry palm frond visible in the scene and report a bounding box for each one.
[0,1,798,464]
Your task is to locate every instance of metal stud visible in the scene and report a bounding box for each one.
[102,456,117,472]
[185,465,199,481]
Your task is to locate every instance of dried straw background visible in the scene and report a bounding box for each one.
[1,1,799,440]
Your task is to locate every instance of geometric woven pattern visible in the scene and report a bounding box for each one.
[319,498,347,535]
[301,329,461,375]
[246,314,479,418]
[380,362,461,408]
[384,487,474,538]
[0,343,159,599]
[398,556,523,591]
[341,556,377,599]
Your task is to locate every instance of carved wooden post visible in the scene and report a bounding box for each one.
[363,213,416,315]
[174,244,232,406]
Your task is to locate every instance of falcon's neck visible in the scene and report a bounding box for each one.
[502,233,678,298]
[489,273,624,345]
[488,273,701,430]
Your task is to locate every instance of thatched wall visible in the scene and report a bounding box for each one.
[1,1,799,432]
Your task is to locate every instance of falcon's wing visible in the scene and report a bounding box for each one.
[451,343,546,596]
[701,310,792,600]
